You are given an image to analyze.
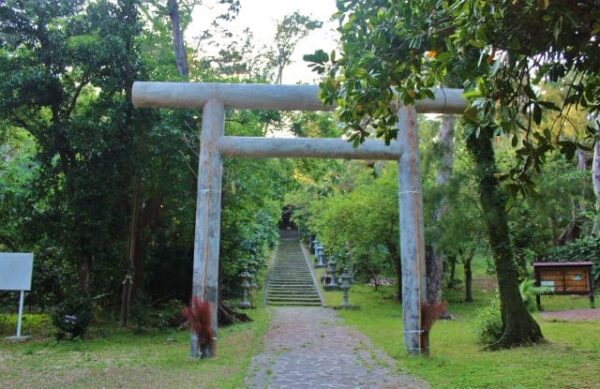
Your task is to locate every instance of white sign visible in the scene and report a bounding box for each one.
[541,280,555,292]
[0,253,34,291]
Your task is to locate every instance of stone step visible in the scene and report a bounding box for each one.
[268,295,320,299]
[268,291,319,295]
[268,297,320,301]
[266,238,321,307]
[267,302,321,307]
[268,292,319,297]
[267,297,321,302]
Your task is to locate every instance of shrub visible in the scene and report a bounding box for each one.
[51,294,94,340]
[519,278,553,312]
[472,298,503,346]
[0,313,53,337]
[131,298,186,333]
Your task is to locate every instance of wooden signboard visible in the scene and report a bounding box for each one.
[0,253,34,340]
[533,262,595,309]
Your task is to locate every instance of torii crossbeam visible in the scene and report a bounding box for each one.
[132,81,465,358]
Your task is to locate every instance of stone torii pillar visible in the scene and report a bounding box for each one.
[132,82,465,357]
[192,99,224,357]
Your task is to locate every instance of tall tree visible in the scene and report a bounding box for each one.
[0,0,149,298]
[428,115,455,304]
[305,0,600,347]
[167,0,189,77]
[593,119,600,235]
[269,12,322,84]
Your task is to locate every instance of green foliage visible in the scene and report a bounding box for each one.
[299,162,400,285]
[51,294,94,340]
[0,0,294,317]
[268,11,322,83]
[308,0,600,193]
[0,313,52,337]
[519,279,553,313]
[471,297,503,346]
[543,236,600,289]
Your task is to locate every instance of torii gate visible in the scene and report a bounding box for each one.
[132,82,465,357]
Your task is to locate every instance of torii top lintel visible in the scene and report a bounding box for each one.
[132,81,466,114]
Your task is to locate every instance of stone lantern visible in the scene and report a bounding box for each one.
[321,257,338,290]
[340,267,353,309]
[315,244,326,268]
[238,268,252,309]
[312,239,320,256]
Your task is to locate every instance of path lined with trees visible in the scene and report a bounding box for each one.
[1,1,599,387]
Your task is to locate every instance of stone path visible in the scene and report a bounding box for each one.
[245,307,429,389]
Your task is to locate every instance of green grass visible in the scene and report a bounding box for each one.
[1,293,269,389]
[318,264,600,389]
[0,306,268,389]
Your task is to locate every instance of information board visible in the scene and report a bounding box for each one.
[0,253,34,291]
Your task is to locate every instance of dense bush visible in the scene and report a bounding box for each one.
[131,298,186,333]
[51,294,94,340]
[543,236,600,290]
[472,298,503,346]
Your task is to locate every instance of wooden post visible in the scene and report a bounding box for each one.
[191,99,225,358]
[396,106,427,355]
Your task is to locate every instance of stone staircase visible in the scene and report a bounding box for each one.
[266,238,322,307]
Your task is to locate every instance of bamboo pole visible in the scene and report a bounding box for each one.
[191,99,224,358]
[396,106,427,355]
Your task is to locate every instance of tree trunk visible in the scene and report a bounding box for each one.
[549,216,559,246]
[218,301,251,325]
[168,0,189,77]
[463,252,473,302]
[385,239,402,301]
[275,62,284,84]
[466,127,543,348]
[447,254,457,288]
[78,258,91,293]
[558,198,582,245]
[120,180,141,327]
[592,141,600,235]
[428,115,455,303]
[390,251,403,301]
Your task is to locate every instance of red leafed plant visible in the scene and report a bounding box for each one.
[182,297,214,356]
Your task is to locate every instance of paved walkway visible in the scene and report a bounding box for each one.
[245,307,429,389]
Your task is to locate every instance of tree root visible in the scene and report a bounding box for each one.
[218,301,252,326]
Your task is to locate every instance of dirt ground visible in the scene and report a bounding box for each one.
[540,308,600,321]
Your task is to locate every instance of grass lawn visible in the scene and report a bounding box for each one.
[316,260,600,389]
[0,301,269,389]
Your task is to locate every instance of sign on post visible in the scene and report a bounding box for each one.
[0,253,34,340]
